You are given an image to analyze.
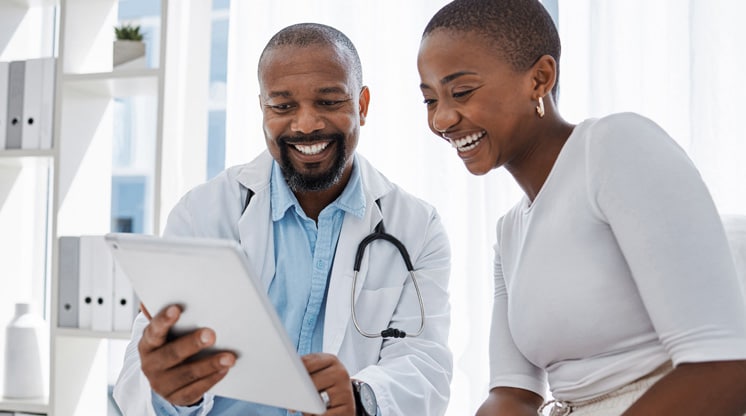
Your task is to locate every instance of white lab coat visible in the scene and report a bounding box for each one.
[113,151,453,415]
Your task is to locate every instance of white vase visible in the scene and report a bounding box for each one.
[3,302,48,399]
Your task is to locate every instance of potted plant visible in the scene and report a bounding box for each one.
[113,23,146,69]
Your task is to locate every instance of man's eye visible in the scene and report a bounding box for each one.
[319,100,344,106]
[269,104,292,111]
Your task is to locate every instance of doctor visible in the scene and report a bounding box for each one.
[113,23,452,416]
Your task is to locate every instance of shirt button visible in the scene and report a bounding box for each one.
[317,260,323,268]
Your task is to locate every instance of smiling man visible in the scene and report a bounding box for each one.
[113,23,453,416]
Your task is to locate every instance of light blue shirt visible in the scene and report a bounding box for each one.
[152,158,366,416]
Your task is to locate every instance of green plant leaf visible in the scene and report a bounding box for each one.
[114,23,144,41]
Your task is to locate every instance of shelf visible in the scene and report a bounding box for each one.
[2,0,56,7]
[0,149,55,162]
[54,327,132,340]
[63,68,160,97]
[0,396,49,414]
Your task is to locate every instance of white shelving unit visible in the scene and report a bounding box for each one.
[0,0,56,412]
[1,0,170,414]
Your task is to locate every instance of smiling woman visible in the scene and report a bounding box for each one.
[205,1,746,415]
[417,1,746,416]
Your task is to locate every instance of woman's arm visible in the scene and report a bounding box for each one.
[623,360,746,415]
[588,115,746,414]
[475,387,543,416]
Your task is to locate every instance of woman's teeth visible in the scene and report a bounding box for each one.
[449,131,485,152]
[293,142,329,155]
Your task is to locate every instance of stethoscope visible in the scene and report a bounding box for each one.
[242,190,426,340]
[350,200,426,339]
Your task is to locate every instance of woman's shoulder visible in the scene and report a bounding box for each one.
[578,112,665,140]
[582,112,668,139]
[576,112,681,158]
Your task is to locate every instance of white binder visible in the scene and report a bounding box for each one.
[112,258,138,332]
[21,58,43,149]
[0,61,9,150]
[90,235,114,332]
[77,236,95,329]
[39,57,55,150]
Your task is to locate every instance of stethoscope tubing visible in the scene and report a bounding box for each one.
[351,231,426,338]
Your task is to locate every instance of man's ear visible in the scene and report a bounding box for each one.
[258,94,263,111]
[359,86,370,126]
[531,54,557,98]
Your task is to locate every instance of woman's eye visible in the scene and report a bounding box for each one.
[453,89,474,99]
[423,98,436,106]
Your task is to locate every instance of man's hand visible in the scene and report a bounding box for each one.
[139,304,237,406]
[301,353,355,416]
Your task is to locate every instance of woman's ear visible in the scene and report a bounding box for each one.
[531,55,557,98]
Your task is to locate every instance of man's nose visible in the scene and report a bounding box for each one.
[291,106,325,134]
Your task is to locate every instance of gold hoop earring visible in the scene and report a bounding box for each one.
[536,96,545,118]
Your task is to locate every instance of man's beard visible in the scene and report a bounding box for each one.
[278,133,347,192]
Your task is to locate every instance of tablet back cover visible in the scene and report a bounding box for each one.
[105,233,325,414]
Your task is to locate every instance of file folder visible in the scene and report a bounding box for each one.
[21,58,43,149]
[0,61,9,150]
[77,236,95,329]
[5,60,24,149]
[58,236,80,328]
[113,259,139,332]
[39,57,55,150]
[90,236,114,332]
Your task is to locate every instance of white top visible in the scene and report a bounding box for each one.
[489,113,746,402]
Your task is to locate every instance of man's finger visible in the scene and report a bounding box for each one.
[302,352,336,374]
[141,327,217,372]
[140,302,152,320]
[154,352,235,398]
[140,305,182,353]
[162,365,232,407]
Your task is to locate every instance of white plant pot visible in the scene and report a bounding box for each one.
[113,40,146,69]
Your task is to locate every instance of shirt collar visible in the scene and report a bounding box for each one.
[270,155,366,222]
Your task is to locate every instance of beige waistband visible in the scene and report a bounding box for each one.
[539,361,674,416]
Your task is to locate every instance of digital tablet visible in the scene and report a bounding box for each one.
[104,233,326,414]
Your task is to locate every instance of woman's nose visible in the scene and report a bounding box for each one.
[431,104,459,136]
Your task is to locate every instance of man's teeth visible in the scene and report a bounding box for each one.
[449,131,485,152]
[294,142,329,155]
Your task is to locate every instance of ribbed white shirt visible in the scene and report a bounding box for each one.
[489,113,746,402]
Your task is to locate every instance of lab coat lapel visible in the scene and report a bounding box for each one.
[323,156,389,354]
[323,201,382,355]
[236,152,276,291]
